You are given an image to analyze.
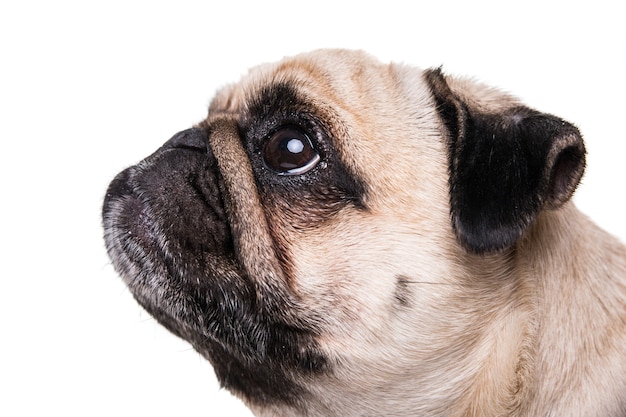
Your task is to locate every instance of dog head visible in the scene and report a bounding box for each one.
[102,49,585,415]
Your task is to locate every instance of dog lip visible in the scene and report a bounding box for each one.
[102,167,133,217]
[102,167,162,277]
[114,194,159,254]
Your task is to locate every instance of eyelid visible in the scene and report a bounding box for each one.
[277,153,320,176]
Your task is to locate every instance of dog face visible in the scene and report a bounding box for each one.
[103,50,589,415]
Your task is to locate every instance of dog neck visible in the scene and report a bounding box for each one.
[512,202,626,416]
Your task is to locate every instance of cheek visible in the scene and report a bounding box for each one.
[285,211,457,325]
[264,188,352,230]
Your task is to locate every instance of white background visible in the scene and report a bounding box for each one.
[1,1,624,416]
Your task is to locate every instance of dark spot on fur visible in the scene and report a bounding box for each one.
[394,275,411,307]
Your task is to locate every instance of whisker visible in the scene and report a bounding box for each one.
[401,280,462,286]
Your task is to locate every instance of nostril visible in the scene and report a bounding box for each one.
[163,127,208,151]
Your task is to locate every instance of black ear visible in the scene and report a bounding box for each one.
[425,68,586,254]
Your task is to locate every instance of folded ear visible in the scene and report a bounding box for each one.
[424,68,586,254]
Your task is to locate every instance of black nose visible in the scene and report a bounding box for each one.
[162,127,208,151]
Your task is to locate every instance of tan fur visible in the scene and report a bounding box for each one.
[202,50,626,416]
[197,51,626,417]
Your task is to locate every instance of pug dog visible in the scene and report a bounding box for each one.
[102,49,626,416]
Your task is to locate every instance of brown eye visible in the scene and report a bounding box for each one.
[263,126,320,175]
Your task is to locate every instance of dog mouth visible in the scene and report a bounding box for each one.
[102,169,163,278]
[102,128,238,327]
